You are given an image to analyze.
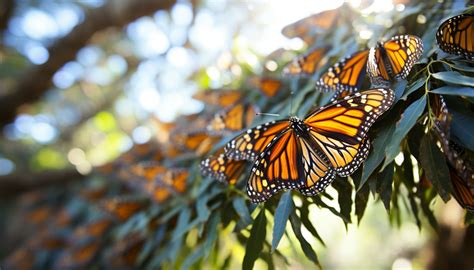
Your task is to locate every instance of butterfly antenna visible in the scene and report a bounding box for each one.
[256,112,280,117]
[289,90,294,116]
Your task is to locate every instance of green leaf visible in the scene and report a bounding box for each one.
[383,96,427,168]
[203,213,221,258]
[172,207,192,241]
[332,177,353,226]
[393,80,408,101]
[355,184,370,224]
[360,124,396,188]
[418,133,452,202]
[431,86,474,98]
[233,197,253,227]
[289,212,321,268]
[377,162,394,211]
[312,196,351,224]
[180,245,205,270]
[402,77,425,100]
[271,192,294,252]
[451,111,474,151]
[243,208,267,270]
[298,206,326,246]
[432,71,474,87]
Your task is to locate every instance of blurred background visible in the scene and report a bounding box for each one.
[0,0,472,269]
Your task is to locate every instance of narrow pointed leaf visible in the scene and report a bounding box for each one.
[432,71,474,87]
[271,192,294,252]
[418,133,452,201]
[243,208,267,270]
[383,96,427,168]
[431,86,474,97]
[289,212,321,268]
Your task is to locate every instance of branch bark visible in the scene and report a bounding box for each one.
[0,0,14,34]
[0,168,86,197]
[0,0,177,128]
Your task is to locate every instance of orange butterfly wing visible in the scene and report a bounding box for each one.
[284,47,329,76]
[225,120,290,161]
[436,14,474,58]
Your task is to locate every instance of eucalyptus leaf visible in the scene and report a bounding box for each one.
[418,133,452,202]
[233,197,253,227]
[289,212,321,268]
[431,86,474,98]
[432,71,474,87]
[271,192,294,252]
[383,96,427,169]
[243,208,267,270]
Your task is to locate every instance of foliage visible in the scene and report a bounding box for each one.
[1,0,473,269]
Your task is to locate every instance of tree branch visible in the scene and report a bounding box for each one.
[0,168,86,197]
[0,0,177,128]
[0,0,14,34]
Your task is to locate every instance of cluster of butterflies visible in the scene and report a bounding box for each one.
[3,7,473,270]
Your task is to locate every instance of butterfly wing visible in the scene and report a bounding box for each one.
[316,49,369,93]
[248,129,335,202]
[304,88,394,176]
[283,47,329,76]
[207,103,259,135]
[200,153,247,185]
[225,120,290,161]
[436,14,474,58]
[382,35,424,80]
[192,90,242,107]
[281,9,338,40]
[367,47,391,87]
[250,77,283,97]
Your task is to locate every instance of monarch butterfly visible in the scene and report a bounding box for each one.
[54,239,102,269]
[225,88,394,202]
[172,130,222,156]
[207,103,259,135]
[143,169,188,203]
[158,169,188,194]
[436,14,474,58]
[283,47,329,76]
[367,35,424,87]
[430,94,473,213]
[71,217,114,241]
[281,9,339,44]
[249,76,283,97]
[98,197,149,222]
[105,234,145,268]
[315,50,370,94]
[200,149,247,185]
[449,163,474,214]
[193,89,243,107]
[317,35,423,95]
